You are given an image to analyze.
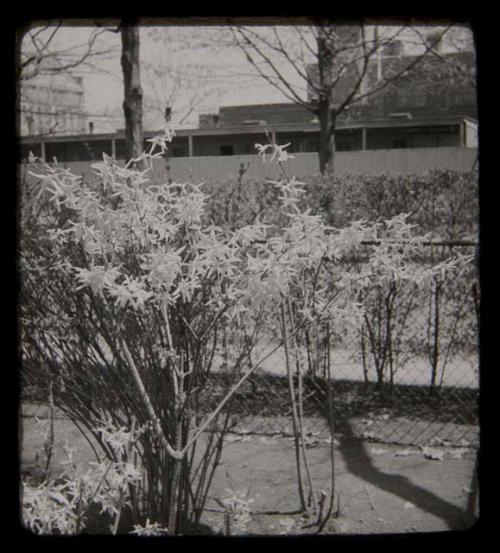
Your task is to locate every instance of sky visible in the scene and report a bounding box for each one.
[20,21,473,133]
[86,26,306,130]
[20,24,301,132]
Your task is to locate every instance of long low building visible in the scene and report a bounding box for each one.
[19,113,478,163]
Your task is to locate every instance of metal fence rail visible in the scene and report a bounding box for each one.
[208,242,479,448]
[21,242,479,448]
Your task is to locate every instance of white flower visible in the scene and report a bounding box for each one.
[74,265,122,297]
[255,142,295,163]
[270,142,295,163]
[108,275,153,310]
[130,519,170,536]
[147,128,176,155]
[254,143,273,162]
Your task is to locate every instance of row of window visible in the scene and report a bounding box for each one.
[19,128,460,163]
[21,110,86,137]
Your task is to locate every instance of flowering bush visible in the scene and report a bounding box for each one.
[202,169,478,240]
[20,130,472,533]
[22,417,143,534]
[221,487,253,535]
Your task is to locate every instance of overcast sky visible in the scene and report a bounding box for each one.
[20,21,473,133]
[83,28,289,125]
[21,25,299,131]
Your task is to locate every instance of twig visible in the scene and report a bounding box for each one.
[182,314,316,454]
[120,336,183,460]
[287,298,318,516]
[42,379,55,481]
[364,486,376,512]
[281,300,307,512]
[111,416,137,535]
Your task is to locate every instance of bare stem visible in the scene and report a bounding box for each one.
[287,298,318,516]
[120,337,183,460]
[281,301,307,511]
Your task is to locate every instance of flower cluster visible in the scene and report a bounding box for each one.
[130,519,170,536]
[255,141,295,163]
[222,488,253,535]
[21,132,474,535]
[22,419,144,534]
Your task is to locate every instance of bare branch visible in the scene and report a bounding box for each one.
[333,24,376,117]
[38,23,61,54]
[351,23,455,106]
[233,27,312,110]
[293,25,317,60]
[19,26,117,81]
[409,25,476,87]
[243,26,312,85]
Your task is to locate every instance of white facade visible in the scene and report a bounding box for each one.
[19,73,87,136]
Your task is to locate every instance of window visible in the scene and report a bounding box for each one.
[172,147,188,158]
[26,115,33,135]
[392,139,408,149]
[304,137,319,152]
[220,145,234,156]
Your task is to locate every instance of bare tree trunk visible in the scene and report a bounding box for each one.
[317,103,336,176]
[121,23,144,167]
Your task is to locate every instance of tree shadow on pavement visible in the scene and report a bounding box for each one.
[335,414,478,530]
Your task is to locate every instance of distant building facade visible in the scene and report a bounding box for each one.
[19,73,88,137]
[186,28,476,156]
[19,108,477,165]
[305,32,476,119]
[20,27,477,163]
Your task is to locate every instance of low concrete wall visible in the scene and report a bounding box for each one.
[20,147,478,184]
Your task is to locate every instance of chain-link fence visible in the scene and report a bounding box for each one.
[21,240,479,449]
[207,242,479,449]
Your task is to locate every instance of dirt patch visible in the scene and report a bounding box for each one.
[203,435,477,535]
[19,406,479,535]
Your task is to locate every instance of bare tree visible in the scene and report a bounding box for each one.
[408,25,476,89]
[142,57,220,129]
[232,20,459,174]
[17,22,118,81]
[18,20,146,158]
[120,21,144,165]
[140,26,233,129]
[17,21,121,137]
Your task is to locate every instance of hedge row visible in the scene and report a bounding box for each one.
[201,169,479,241]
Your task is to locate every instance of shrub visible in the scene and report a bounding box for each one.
[20,134,473,533]
[202,169,479,240]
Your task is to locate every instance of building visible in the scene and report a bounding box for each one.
[19,73,88,137]
[19,34,477,162]
[19,103,477,165]
[19,107,478,176]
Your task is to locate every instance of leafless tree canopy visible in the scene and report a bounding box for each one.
[18,22,119,81]
[231,22,472,173]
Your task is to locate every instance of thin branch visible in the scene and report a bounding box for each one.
[293,25,317,60]
[333,24,373,118]
[411,25,476,87]
[120,336,183,460]
[232,27,311,110]
[350,23,455,106]
[19,27,115,81]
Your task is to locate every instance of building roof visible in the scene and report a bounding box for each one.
[216,103,315,127]
[20,113,477,145]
